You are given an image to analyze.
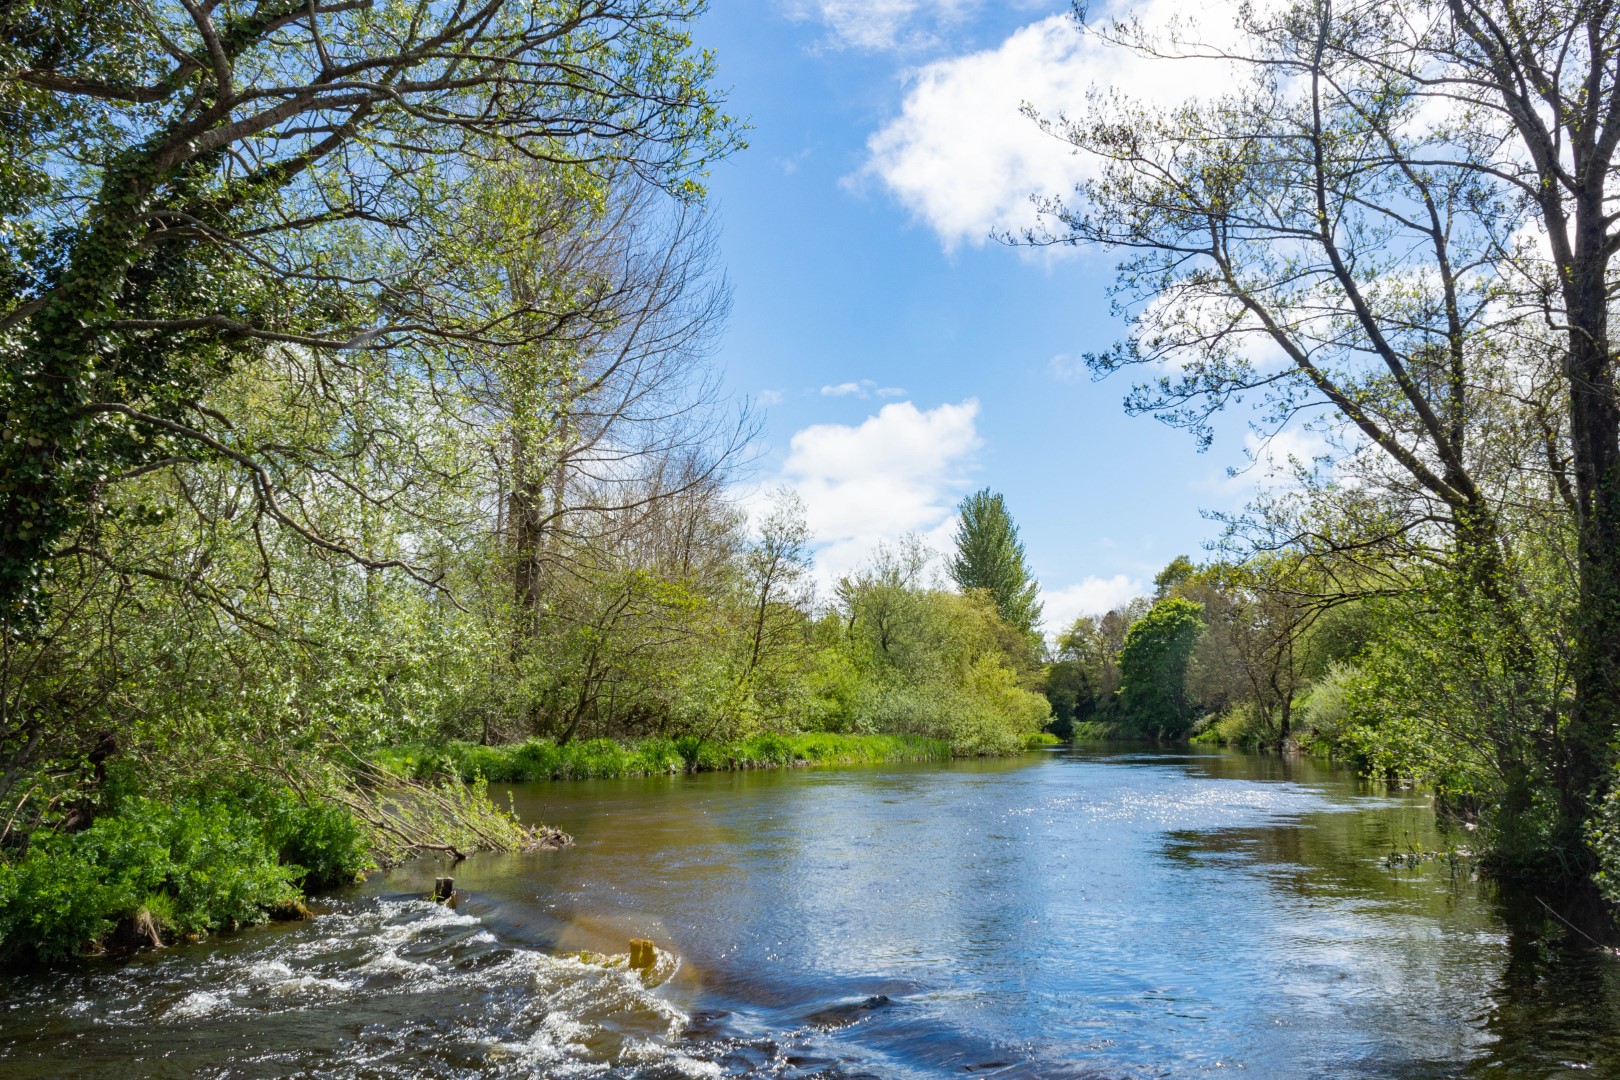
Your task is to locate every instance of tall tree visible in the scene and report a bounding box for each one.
[1027,0,1620,871]
[1153,556,1196,600]
[948,488,1043,636]
[0,0,741,628]
[1118,598,1207,739]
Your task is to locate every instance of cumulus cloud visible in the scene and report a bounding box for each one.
[858,4,1247,249]
[1041,574,1144,635]
[775,399,983,584]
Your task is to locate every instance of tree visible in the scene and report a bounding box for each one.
[948,488,1043,636]
[1154,556,1196,600]
[1026,0,1620,871]
[0,0,741,627]
[1117,598,1206,739]
[739,488,814,715]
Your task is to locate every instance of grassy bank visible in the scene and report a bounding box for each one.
[375,732,955,784]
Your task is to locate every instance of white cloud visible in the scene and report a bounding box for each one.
[1131,288,1296,374]
[858,5,1248,249]
[782,0,984,52]
[1220,427,1329,493]
[1041,574,1144,634]
[757,388,785,407]
[1048,353,1086,382]
[820,379,901,399]
[775,399,983,585]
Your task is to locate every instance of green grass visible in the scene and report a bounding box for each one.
[1025,732,1063,748]
[374,733,954,784]
[1068,720,1141,742]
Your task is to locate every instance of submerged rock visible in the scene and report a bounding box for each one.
[803,995,893,1029]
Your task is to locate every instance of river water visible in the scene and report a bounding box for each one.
[3,746,1619,1077]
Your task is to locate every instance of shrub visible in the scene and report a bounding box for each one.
[376,732,955,784]
[1190,704,1263,748]
[0,785,373,961]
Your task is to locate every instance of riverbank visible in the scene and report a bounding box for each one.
[374,732,961,785]
[0,733,1048,964]
[1071,717,1341,759]
[12,747,1605,1078]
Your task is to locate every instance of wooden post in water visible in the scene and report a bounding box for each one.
[629,938,656,972]
[432,877,455,903]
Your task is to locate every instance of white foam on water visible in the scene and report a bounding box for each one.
[357,949,431,977]
[166,990,231,1019]
[244,960,294,982]
[263,973,353,998]
[482,1010,607,1075]
[620,1038,725,1077]
[41,897,725,1077]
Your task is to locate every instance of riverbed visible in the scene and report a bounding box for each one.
[3,746,1617,1077]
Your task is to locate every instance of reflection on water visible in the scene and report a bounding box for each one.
[3,747,1619,1077]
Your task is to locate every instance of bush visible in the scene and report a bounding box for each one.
[0,785,373,961]
[1190,704,1263,748]
[257,796,372,890]
[376,732,954,784]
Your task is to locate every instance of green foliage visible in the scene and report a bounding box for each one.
[1041,659,1094,739]
[0,782,374,961]
[1069,719,1136,741]
[375,733,952,784]
[823,548,1049,755]
[0,0,1066,975]
[1190,704,1265,748]
[1153,556,1196,599]
[1587,773,1620,905]
[0,0,744,623]
[1117,598,1206,738]
[948,489,1043,636]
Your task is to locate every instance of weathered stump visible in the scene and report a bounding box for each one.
[431,876,455,903]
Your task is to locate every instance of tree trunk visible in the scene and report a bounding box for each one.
[1560,266,1620,861]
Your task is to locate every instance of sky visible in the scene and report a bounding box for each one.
[690,0,1304,633]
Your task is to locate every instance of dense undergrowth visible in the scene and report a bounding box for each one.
[0,779,371,963]
[376,733,954,784]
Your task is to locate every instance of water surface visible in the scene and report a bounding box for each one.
[3,747,1618,1077]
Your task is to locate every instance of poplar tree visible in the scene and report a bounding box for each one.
[948,488,1043,636]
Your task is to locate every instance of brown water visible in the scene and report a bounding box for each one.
[3,746,1619,1077]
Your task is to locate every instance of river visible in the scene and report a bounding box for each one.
[3,746,1618,1077]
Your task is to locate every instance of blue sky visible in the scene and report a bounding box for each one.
[692,0,1305,631]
